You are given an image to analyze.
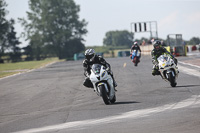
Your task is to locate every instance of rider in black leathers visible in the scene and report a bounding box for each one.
[151,40,178,76]
[130,41,141,53]
[83,49,117,89]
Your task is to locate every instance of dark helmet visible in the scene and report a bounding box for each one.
[85,49,95,62]
[153,40,162,50]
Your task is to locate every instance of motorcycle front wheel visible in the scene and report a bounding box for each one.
[99,85,110,105]
[168,72,177,87]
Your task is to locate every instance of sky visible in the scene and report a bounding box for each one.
[5,0,200,47]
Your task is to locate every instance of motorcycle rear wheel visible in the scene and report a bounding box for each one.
[135,57,138,66]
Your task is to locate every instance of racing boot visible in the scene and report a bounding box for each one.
[152,65,160,76]
[113,79,117,87]
[107,69,117,91]
[112,76,118,91]
[152,69,160,76]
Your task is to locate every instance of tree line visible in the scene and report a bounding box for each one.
[0,0,87,63]
[0,1,21,63]
[1,0,199,63]
[103,30,200,47]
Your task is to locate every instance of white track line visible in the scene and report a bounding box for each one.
[179,61,200,69]
[13,95,200,133]
[10,61,200,133]
[178,65,200,78]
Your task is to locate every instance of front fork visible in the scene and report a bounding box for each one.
[166,70,175,79]
[165,69,177,84]
[96,79,115,100]
[97,83,109,96]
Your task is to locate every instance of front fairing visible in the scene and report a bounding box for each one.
[90,64,108,82]
[158,54,173,70]
[157,54,178,81]
[89,64,115,99]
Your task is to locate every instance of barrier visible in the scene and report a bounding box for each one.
[140,45,153,55]
[116,45,153,57]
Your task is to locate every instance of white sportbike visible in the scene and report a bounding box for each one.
[90,64,116,105]
[157,54,179,87]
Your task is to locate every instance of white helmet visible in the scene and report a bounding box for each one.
[134,41,138,45]
[85,49,95,62]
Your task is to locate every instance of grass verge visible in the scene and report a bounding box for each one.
[0,58,60,78]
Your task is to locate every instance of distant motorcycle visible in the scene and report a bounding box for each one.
[131,50,141,66]
[157,54,179,87]
[89,64,116,105]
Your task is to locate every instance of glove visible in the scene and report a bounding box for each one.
[84,71,90,77]
[152,60,158,65]
[106,67,110,72]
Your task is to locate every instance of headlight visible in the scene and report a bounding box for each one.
[162,63,166,67]
[101,71,106,77]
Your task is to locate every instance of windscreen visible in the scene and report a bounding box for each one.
[91,64,102,74]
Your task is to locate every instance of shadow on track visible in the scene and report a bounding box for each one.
[176,85,200,88]
[112,101,140,105]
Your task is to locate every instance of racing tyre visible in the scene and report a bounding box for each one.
[99,85,110,105]
[168,72,176,87]
[110,95,116,104]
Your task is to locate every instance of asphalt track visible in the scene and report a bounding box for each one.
[0,55,200,133]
